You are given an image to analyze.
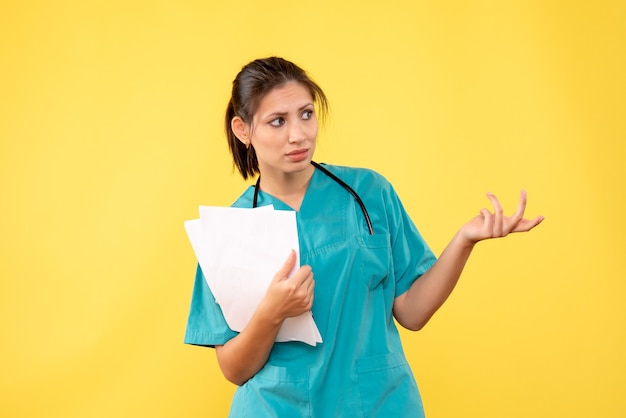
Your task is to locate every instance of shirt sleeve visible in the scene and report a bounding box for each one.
[385,183,437,297]
[184,264,239,347]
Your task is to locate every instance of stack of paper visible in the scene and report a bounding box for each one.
[185,205,322,346]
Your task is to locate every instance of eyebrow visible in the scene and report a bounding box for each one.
[264,103,314,119]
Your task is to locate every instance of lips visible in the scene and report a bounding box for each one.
[286,149,309,162]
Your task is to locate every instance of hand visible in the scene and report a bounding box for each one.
[459,190,544,244]
[259,250,315,324]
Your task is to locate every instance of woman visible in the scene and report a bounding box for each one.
[185,57,543,417]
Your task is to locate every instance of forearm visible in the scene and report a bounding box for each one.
[215,302,283,386]
[393,190,543,331]
[394,231,475,331]
[215,253,315,386]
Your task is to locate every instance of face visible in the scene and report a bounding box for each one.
[234,81,318,179]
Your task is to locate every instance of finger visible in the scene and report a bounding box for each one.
[297,270,314,290]
[303,278,315,309]
[512,215,545,233]
[505,190,532,234]
[487,193,504,236]
[305,274,315,294]
[305,292,314,310]
[509,190,528,225]
[293,273,314,308]
[479,208,493,237]
[289,265,313,288]
[274,249,297,282]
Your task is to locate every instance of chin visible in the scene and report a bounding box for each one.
[285,159,313,173]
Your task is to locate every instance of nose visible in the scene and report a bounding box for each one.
[288,121,306,144]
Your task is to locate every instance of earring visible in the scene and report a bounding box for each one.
[246,144,255,168]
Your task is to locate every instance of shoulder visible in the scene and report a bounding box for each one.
[318,163,404,215]
[230,185,255,208]
[317,163,392,191]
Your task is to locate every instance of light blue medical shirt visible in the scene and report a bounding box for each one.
[185,164,437,417]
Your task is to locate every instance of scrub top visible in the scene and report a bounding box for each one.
[185,164,437,417]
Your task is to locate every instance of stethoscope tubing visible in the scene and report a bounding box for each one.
[252,161,374,235]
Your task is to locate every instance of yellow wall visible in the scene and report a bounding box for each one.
[1,1,624,417]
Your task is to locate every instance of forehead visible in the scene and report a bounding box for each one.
[255,82,314,116]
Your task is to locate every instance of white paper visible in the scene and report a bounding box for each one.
[184,205,322,346]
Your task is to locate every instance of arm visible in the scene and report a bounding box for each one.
[215,250,315,386]
[393,190,544,331]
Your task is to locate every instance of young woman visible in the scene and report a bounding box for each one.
[185,57,543,417]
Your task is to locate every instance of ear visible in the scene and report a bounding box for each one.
[231,116,250,147]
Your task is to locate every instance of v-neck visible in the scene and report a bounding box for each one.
[254,166,321,213]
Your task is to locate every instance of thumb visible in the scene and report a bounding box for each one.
[274,249,296,282]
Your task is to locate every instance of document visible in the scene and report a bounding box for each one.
[185,205,322,346]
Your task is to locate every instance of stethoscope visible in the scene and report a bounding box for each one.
[252,161,374,235]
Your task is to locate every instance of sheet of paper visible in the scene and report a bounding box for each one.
[184,205,322,346]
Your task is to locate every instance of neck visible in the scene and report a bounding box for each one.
[258,163,315,211]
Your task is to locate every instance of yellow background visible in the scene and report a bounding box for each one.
[1,1,624,417]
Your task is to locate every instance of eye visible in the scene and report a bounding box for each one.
[302,109,314,120]
[269,117,285,127]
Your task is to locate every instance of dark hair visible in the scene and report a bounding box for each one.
[225,57,329,179]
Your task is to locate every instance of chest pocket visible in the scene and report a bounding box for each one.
[357,233,391,290]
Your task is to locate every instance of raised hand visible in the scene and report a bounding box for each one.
[459,190,544,244]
